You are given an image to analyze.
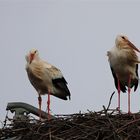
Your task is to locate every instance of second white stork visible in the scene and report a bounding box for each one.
[107,35,140,113]
[25,49,71,120]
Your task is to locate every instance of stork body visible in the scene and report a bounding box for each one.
[25,49,70,119]
[107,35,140,113]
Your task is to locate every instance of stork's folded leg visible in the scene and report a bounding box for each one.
[47,90,51,120]
[38,95,42,120]
[128,75,131,114]
[117,76,121,111]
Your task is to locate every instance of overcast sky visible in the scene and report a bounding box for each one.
[0,0,140,122]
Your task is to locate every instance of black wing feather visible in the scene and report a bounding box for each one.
[110,66,127,93]
[134,64,139,91]
[52,77,71,100]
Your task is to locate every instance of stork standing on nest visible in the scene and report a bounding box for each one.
[25,49,71,120]
[107,35,140,113]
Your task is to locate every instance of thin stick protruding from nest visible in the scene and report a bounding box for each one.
[107,91,115,110]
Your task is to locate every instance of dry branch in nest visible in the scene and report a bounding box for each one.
[1,92,140,140]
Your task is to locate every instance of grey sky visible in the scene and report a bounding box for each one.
[0,0,140,121]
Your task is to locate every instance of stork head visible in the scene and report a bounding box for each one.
[115,35,140,52]
[26,49,39,64]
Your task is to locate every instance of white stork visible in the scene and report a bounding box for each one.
[107,35,140,113]
[25,49,71,120]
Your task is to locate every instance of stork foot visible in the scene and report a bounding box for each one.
[128,111,132,115]
[116,107,120,111]
[116,107,121,114]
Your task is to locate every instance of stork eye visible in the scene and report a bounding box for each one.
[122,36,125,39]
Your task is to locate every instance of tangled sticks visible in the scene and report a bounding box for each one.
[1,93,140,140]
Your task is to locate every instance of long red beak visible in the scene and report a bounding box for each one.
[127,40,140,53]
[29,53,34,64]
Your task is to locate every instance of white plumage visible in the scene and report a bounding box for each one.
[25,49,70,119]
[107,35,140,113]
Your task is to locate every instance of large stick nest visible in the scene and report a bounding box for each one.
[1,92,140,140]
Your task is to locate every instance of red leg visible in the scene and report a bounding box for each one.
[128,75,131,114]
[47,90,51,120]
[117,76,121,111]
[38,95,42,120]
